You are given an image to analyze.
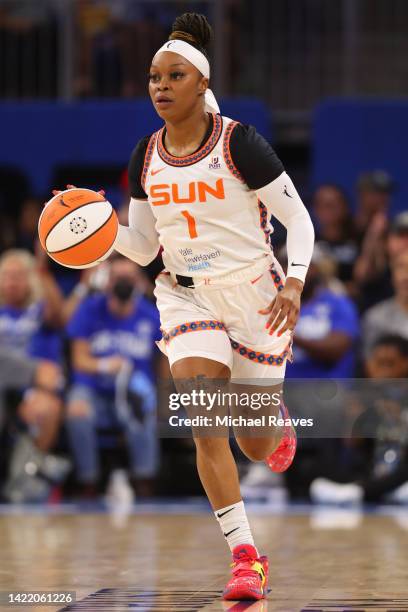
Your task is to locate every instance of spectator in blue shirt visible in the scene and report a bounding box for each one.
[66,255,163,497]
[286,247,359,379]
[0,248,69,502]
[0,249,64,449]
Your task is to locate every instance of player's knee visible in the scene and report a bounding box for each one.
[67,400,91,419]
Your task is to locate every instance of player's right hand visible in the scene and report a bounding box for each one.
[259,277,303,336]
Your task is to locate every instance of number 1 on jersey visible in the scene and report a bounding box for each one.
[181,210,198,239]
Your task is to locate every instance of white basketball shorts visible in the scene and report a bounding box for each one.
[154,255,292,382]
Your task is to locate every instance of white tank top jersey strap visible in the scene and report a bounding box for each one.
[142,114,274,279]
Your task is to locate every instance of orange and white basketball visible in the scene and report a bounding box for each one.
[38,188,118,269]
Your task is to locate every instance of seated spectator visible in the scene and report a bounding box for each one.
[0,249,68,501]
[0,350,60,429]
[388,212,408,259]
[0,249,64,445]
[313,184,358,287]
[354,211,408,312]
[310,335,408,504]
[362,250,408,357]
[286,246,359,379]
[354,170,394,241]
[66,255,163,498]
[0,349,67,503]
[353,171,395,310]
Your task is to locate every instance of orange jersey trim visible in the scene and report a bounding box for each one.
[230,338,291,366]
[258,199,271,245]
[157,113,223,167]
[222,120,245,182]
[162,320,226,344]
[141,132,158,192]
[269,264,285,292]
[161,317,291,366]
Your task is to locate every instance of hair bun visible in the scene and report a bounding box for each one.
[169,13,213,54]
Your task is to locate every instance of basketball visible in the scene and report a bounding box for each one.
[38,188,118,269]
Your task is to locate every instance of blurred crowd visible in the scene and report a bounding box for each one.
[0,0,191,97]
[1,1,407,506]
[0,245,167,502]
[0,165,407,508]
[0,0,240,99]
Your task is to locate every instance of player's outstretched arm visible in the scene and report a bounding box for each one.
[114,197,161,267]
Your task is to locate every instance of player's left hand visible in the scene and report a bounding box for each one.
[259,277,303,336]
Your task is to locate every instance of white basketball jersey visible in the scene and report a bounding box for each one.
[142,114,273,277]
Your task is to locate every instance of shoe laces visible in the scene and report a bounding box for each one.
[230,554,261,580]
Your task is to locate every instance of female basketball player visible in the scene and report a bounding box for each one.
[114,13,315,601]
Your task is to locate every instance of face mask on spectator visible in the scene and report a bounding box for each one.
[111,278,136,303]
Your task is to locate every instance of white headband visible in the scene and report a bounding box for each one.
[153,39,220,115]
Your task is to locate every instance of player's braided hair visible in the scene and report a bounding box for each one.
[169,13,213,59]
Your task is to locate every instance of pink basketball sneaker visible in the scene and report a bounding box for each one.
[223,544,268,601]
[265,403,297,473]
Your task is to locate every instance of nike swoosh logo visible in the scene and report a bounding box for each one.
[291,263,307,267]
[217,507,235,519]
[151,167,166,176]
[283,186,293,198]
[223,527,240,538]
[59,196,70,208]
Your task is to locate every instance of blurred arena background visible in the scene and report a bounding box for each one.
[1,1,408,610]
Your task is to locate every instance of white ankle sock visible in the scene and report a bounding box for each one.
[214,500,257,553]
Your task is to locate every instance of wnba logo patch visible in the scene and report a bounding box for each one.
[209,156,221,170]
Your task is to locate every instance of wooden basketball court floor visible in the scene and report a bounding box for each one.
[0,503,407,612]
